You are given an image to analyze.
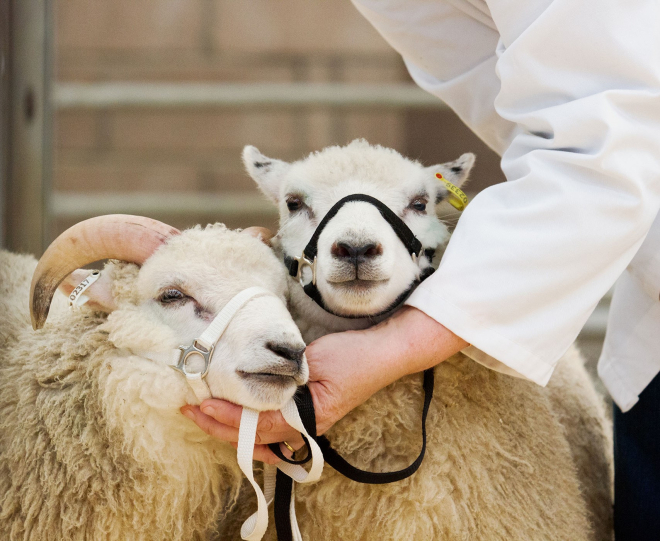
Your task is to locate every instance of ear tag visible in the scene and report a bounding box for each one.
[436,173,469,211]
[69,270,101,309]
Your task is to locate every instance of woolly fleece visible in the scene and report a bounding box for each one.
[0,225,297,541]
[237,141,613,541]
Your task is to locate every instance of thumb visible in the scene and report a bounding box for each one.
[307,379,341,436]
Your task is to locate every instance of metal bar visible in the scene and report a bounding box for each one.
[51,191,277,218]
[41,0,53,247]
[7,0,51,255]
[53,82,448,110]
[0,0,10,247]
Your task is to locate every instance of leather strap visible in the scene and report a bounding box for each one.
[283,194,434,318]
[318,368,434,484]
[240,399,324,541]
[305,193,422,260]
[272,368,434,539]
[272,387,319,541]
[273,194,440,539]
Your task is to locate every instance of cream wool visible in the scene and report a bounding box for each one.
[0,224,307,541]
[242,141,613,541]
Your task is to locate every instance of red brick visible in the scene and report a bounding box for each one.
[56,0,204,52]
[342,61,408,83]
[53,159,198,192]
[53,209,278,243]
[306,111,337,150]
[56,52,295,83]
[344,112,405,150]
[213,0,395,54]
[108,110,297,153]
[55,111,98,149]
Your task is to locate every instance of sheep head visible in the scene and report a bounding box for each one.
[32,218,307,411]
[243,139,475,318]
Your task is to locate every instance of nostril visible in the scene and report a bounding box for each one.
[332,242,353,259]
[360,243,382,258]
[266,342,306,366]
[332,242,383,260]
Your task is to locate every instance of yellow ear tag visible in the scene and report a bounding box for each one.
[436,173,469,211]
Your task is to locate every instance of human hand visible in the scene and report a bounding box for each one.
[181,306,467,463]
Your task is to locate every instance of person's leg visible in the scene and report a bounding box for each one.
[614,371,660,540]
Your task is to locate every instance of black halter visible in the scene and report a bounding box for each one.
[283,193,436,318]
[271,194,439,541]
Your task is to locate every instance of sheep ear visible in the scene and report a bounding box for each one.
[58,269,117,313]
[242,145,290,203]
[241,226,274,246]
[428,152,475,190]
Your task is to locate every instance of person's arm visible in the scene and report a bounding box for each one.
[182,307,467,463]
[355,0,660,384]
[184,0,660,459]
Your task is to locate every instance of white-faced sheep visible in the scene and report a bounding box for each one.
[0,217,308,541]
[242,140,613,541]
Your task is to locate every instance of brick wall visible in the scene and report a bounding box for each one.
[53,0,504,234]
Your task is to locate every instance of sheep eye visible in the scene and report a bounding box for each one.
[409,198,428,213]
[286,196,304,212]
[158,288,187,304]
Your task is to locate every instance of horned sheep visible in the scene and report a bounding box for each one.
[241,140,613,541]
[0,218,308,541]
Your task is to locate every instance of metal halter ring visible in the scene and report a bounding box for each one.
[293,253,317,288]
[171,340,214,378]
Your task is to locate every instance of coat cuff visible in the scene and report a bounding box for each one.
[405,283,555,386]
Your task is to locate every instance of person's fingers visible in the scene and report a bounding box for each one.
[255,409,289,436]
[181,405,240,442]
[195,400,304,444]
[229,439,310,466]
[254,411,301,445]
[253,444,283,465]
[199,399,243,428]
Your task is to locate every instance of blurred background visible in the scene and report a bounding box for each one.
[0,0,609,390]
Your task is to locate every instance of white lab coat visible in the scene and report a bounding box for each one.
[352,0,660,411]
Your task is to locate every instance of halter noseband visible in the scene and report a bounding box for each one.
[283,193,436,318]
[271,193,443,540]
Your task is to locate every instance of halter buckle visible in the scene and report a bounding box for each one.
[171,340,214,378]
[293,253,317,288]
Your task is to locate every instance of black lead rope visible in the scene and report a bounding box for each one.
[271,369,435,540]
[271,194,438,541]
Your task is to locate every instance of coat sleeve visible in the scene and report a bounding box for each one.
[353,0,660,385]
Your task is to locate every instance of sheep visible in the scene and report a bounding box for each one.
[242,140,613,541]
[0,217,309,541]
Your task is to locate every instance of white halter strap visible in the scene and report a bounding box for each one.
[128,285,323,540]
[136,286,273,401]
[239,400,324,541]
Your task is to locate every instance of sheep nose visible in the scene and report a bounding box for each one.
[266,342,306,368]
[332,242,383,260]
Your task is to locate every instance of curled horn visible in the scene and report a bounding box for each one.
[30,214,180,330]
